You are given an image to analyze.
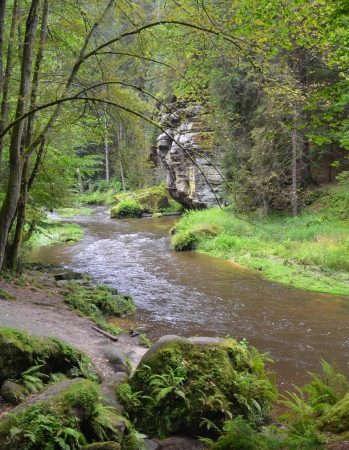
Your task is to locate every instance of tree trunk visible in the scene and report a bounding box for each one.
[6,0,49,270]
[0,0,41,271]
[0,0,19,165]
[291,104,298,217]
[104,106,110,182]
[0,0,6,91]
[293,47,312,185]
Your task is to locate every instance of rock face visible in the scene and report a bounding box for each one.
[157,101,223,209]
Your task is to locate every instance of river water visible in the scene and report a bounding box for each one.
[26,207,349,390]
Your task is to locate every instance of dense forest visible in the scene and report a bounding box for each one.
[1,0,349,272]
[3,2,349,449]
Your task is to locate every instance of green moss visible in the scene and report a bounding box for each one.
[319,393,349,432]
[0,379,124,449]
[0,287,16,300]
[127,337,276,437]
[110,200,142,218]
[110,185,182,218]
[0,327,95,384]
[63,282,135,323]
[28,220,84,247]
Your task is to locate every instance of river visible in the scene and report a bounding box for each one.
[26,206,349,391]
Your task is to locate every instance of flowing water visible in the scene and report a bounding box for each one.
[26,207,349,390]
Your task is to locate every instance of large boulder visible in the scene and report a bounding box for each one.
[127,335,277,437]
[110,186,172,219]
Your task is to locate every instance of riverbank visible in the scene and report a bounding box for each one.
[0,269,148,378]
[170,184,349,296]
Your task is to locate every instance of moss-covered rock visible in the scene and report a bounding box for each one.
[0,380,27,405]
[0,327,94,384]
[110,186,175,219]
[126,335,277,437]
[0,378,126,449]
[319,393,349,432]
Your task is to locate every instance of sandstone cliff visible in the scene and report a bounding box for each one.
[156,100,223,209]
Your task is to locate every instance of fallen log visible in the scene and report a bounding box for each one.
[92,326,118,341]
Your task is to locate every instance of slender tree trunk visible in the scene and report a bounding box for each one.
[7,139,44,270]
[294,47,312,185]
[0,0,19,165]
[0,0,41,271]
[291,104,298,217]
[104,105,110,182]
[0,0,6,91]
[120,161,126,192]
[76,168,84,194]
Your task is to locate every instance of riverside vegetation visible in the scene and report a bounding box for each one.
[2,322,349,449]
[170,183,349,296]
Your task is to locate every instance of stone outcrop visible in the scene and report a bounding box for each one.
[157,100,223,209]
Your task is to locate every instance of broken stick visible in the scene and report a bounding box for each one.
[92,326,118,342]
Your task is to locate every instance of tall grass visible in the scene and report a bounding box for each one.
[170,187,349,294]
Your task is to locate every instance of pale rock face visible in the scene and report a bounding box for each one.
[156,101,223,209]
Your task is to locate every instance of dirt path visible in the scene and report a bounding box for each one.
[0,271,148,379]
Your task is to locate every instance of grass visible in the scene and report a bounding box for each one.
[28,219,84,247]
[56,207,93,217]
[170,185,349,295]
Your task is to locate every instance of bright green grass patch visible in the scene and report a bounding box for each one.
[170,206,349,295]
[56,207,93,218]
[28,220,84,247]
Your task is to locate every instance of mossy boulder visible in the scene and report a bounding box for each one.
[1,380,27,405]
[127,335,277,437]
[0,327,94,384]
[110,186,172,218]
[319,393,349,432]
[0,378,126,448]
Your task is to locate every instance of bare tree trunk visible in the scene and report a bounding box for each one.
[104,105,110,182]
[0,0,19,165]
[294,47,312,185]
[0,0,41,271]
[0,0,6,91]
[120,161,126,192]
[76,168,84,195]
[291,104,298,217]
